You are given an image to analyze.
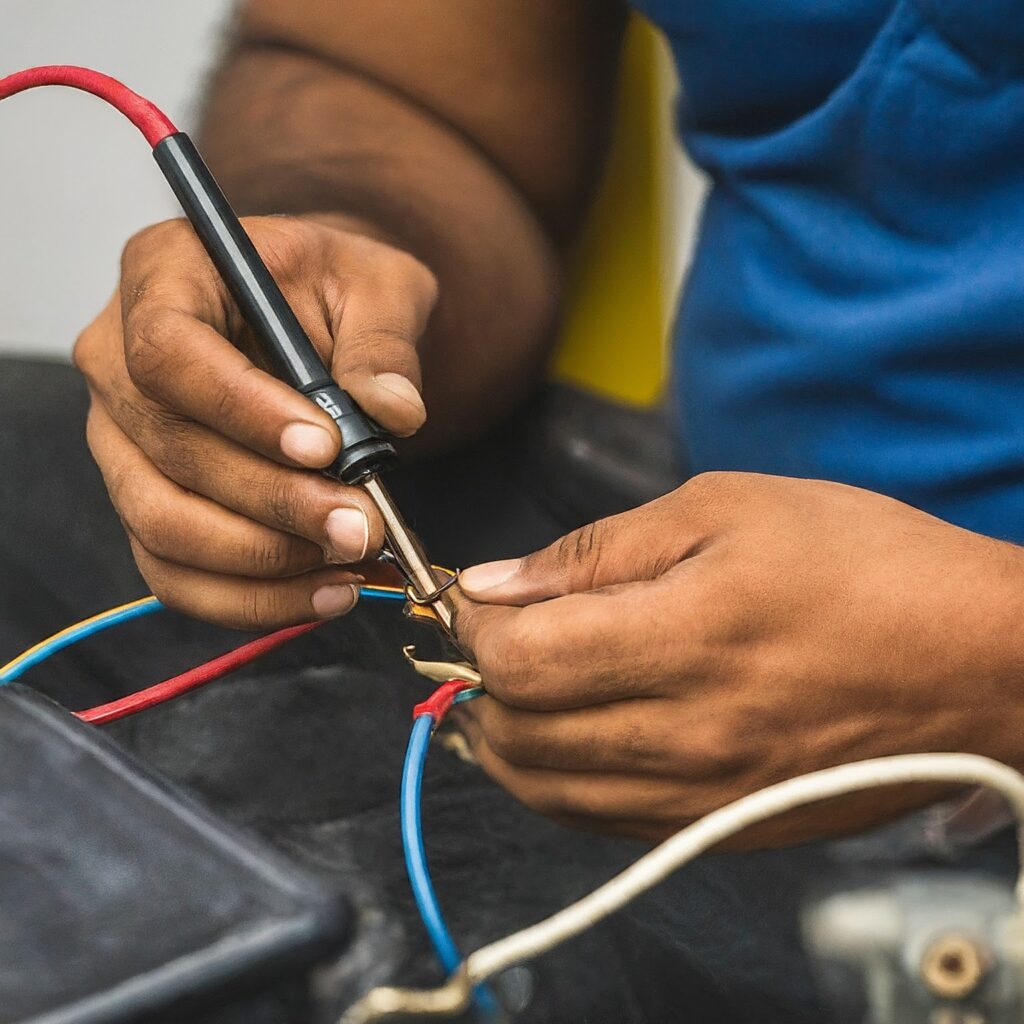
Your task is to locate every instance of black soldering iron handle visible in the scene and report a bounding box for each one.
[152,132,396,485]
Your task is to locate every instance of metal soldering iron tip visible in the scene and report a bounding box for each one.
[361,474,456,637]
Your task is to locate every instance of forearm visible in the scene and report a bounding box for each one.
[198,44,562,450]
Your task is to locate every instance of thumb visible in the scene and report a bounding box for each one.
[459,496,701,606]
[328,264,436,439]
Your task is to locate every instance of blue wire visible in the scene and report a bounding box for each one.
[402,710,500,1019]
[0,585,406,686]
[403,716,460,967]
[359,587,407,602]
[0,599,165,684]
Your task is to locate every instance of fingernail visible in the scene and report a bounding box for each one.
[325,507,369,562]
[312,583,359,618]
[281,422,336,466]
[459,558,522,595]
[372,373,427,428]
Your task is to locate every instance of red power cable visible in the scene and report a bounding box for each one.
[76,620,324,725]
[0,65,176,146]
[0,69,349,722]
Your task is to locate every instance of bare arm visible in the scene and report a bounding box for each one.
[199,0,627,446]
[73,1,626,628]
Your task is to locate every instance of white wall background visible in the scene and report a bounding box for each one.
[0,0,234,358]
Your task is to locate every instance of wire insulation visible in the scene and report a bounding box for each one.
[412,679,480,721]
[403,716,461,970]
[0,597,163,684]
[342,752,1024,1023]
[72,584,406,724]
[76,620,324,724]
[361,586,407,603]
[403,684,497,1018]
[0,66,177,146]
[0,585,404,691]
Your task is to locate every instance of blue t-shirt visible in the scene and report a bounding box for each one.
[635,0,1024,541]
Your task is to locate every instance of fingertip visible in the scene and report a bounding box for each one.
[372,372,424,410]
[281,421,338,467]
[368,373,427,437]
[325,506,370,563]
[460,558,522,599]
[311,582,360,618]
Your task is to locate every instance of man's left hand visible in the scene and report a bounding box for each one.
[454,472,1024,846]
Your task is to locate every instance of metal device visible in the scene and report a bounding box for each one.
[362,474,456,637]
[803,873,1024,1024]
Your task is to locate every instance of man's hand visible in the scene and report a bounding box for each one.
[75,214,437,628]
[454,472,1024,846]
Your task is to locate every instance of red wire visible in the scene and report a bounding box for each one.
[0,65,176,147]
[412,679,479,722]
[76,621,324,725]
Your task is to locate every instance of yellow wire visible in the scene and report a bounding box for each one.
[0,595,162,679]
[0,580,415,682]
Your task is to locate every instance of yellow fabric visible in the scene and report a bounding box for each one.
[549,15,679,408]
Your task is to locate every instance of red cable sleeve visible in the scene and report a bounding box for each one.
[76,620,323,725]
[413,679,479,723]
[0,65,176,147]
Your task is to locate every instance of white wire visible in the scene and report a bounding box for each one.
[339,753,1024,1023]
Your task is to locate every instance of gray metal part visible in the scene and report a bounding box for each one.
[803,874,1024,1024]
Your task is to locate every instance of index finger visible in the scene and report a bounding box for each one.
[119,230,343,470]
[455,571,706,711]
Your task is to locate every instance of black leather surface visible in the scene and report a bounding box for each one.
[0,685,345,1024]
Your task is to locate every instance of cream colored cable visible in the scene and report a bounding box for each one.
[340,753,1024,1023]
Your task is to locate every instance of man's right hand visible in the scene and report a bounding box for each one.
[74,214,438,629]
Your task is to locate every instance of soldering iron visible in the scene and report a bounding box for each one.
[153,134,458,637]
[0,66,457,639]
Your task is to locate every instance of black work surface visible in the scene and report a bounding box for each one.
[0,358,863,1024]
[0,684,347,1024]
